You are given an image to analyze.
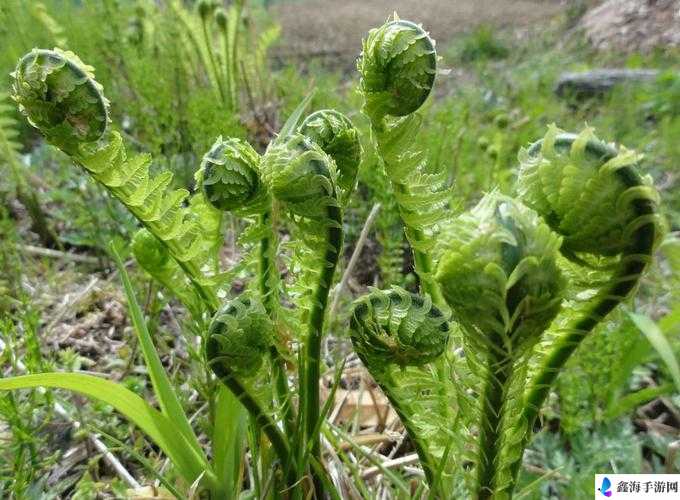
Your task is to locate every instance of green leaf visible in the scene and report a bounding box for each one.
[212,385,248,498]
[604,383,674,421]
[629,311,680,394]
[0,373,212,487]
[110,243,206,462]
[277,90,316,141]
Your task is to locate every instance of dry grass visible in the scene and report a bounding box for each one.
[272,0,563,60]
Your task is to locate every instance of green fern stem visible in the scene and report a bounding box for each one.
[508,136,658,489]
[376,367,439,486]
[392,182,446,309]
[476,342,514,499]
[217,370,296,487]
[258,211,295,435]
[302,202,343,493]
[201,17,227,106]
[94,175,219,312]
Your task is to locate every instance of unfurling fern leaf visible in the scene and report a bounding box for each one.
[349,287,452,489]
[11,48,219,310]
[298,109,362,201]
[358,16,450,309]
[358,18,437,124]
[206,296,273,380]
[198,135,267,214]
[435,192,565,498]
[506,125,662,490]
[205,295,295,483]
[12,48,110,153]
[260,127,350,474]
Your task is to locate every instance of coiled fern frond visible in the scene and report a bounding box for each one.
[298,109,362,201]
[198,135,268,214]
[206,296,273,380]
[12,48,109,153]
[11,48,219,310]
[358,18,436,124]
[358,17,450,307]
[505,125,662,493]
[517,125,660,257]
[349,287,453,489]
[435,192,565,497]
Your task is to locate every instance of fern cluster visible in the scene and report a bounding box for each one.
[5,15,663,500]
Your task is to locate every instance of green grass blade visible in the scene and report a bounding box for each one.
[629,311,680,393]
[212,385,248,498]
[0,373,212,487]
[110,243,205,461]
[276,90,316,141]
[604,383,674,421]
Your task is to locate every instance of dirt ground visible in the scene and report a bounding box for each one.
[272,0,564,59]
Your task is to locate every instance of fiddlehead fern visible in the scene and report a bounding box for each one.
[349,286,452,488]
[508,126,661,489]
[261,133,344,490]
[198,134,294,436]
[206,296,295,484]
[298,109,362,202]
[358,17,449,309]
[207,296,273,379]
[199,135,267,213]
[12,48,219,310]
[12,48,109,154]
[435,193,565,498]
[358,19,436,125]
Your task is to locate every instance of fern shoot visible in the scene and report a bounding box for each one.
[349,286,452,488]
[435,193,565,498]
[508,126,661,491]
[358,16,448,310]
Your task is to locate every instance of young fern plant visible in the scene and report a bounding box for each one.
[350,17,661,499]
[507,125,662,492]
[4,42,363,497]
[348,287,453,491]
[0,19,662,500]
[358,14,449,309]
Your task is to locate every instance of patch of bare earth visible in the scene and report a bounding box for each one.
[272,0,563,60]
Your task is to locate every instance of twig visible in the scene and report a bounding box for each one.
[45,276,100,334]
[18,244,100,264]
[329,203,381,318]
[361,453,420,479]
[0,337,140,488]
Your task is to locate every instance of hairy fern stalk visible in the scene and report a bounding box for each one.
[2,14,662,500]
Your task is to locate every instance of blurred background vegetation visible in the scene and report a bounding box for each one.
[1,0,679,498]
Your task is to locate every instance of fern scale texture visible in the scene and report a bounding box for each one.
[435,193,565,350]
[199,136,264,212]
[298,109,361,196]
[260,133,337,219]
[349,286,450,368]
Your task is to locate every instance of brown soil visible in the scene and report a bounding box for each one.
[272,0,563,60]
